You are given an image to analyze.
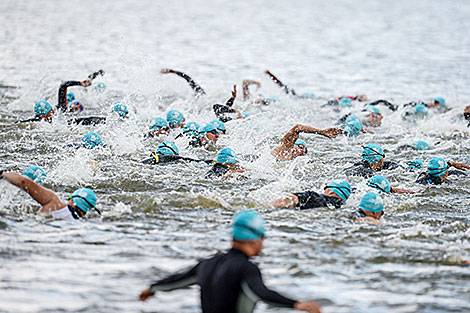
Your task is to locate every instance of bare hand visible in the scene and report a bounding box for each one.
[160,68,171,74]
[139,288,155,301]
[231,84,237,98]
[321,127,343,138]
[80,80,92,87]
[294,301,322,313]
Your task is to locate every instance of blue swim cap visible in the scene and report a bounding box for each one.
[434,97,445,107]
[23,166,46,183]
[367,175,391,194]
[302,92,316,99]
[216,147,238,164]
[198,123,218,137]
[156,141,179,155]
[95,82,106,92]
[232,210,265,241]
[81,131,103,149]
[149,117,168,131]
[338,98,352,107]
[67,92,75,102]
[344,115,362,137]
[415,103,427,115]
[326,179,351,201]
[112,102,128,118]
[408,159,423,170]
[210,120,226,134]
[69,100,84,112]
[414,140,431,151]
[362,144,384,164]
[166,110,185,126]
[183,122,200,137]
[295,139,308,153]
[359,192,384,213]
[427,157,448,178]
[265,96,280,103]
[364,105,380,114]
[34,101,52,117]
[71,188,97,213]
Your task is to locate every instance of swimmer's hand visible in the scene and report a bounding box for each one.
[321,127,343,138]
[448,161,470,171]
[139,288,155,301]
[391,187,415,194]
[80,80,92,87]
[294,300,322,313]
[160,68,172,74]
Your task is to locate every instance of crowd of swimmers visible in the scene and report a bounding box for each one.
[1,68,470,313]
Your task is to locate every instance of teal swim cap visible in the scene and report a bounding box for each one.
[23,166,46,183]
[359,192,384,213]
[232,210,265,241]
[362,144,384,164]
[34,101,52,117]
[326,179,351,201]
[241,112,250,118]
[198,123,218,137]
[210,120,226,134]
[156,141,179,156]
[302,92,316,99]
[338,98,352,107]
[415,103,427,115]
[344,115,362,137]
[265,96,280,103]
[71,188,97,213]
[95,82,106,92]
[166,110,185,126]
[217,147,238,164]
[364,105,380,114]
[67,92,75,102]
[367,175,391,194]
[434,97,445,107]
[81,131,103,149]
[112,102,128,118]
[408,159,423,170]
[295,139,308,153]
[149,117,168,131]
[414,140,431,151]
[183,122,200,137]
[427,157,448,178]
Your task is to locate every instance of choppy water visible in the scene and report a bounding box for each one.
[1,0,469,312]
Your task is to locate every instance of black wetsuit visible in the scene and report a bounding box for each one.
[68,116,107,126]
[293,190,344,209]
[141,153,212,165]
[350,209,367,220]
[213,96,236,123]
[368,99,399,111]
[149,248,297,313]
[170,70,205,96]
[415,170,467,185]
[205,163,230,179]
[57,81,82,112]
[344,161,402,178]
[16,117,42,123]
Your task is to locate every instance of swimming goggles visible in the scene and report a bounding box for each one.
[69,195,101,215]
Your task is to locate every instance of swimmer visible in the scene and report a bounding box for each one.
[160,68,205,96]
[190,123,220,148]
[407,159,424,172]
[367,175,414,194]
[57,70,104,112]
[264,70,316,99]
[64,131,103,149]
[146,117,170,138]
[167,109,185,129]
[68,102,127,126]
[210,119,226,134]
[271,124,343,160]
[1,171,99,219]
[361,105,383,127]
[175,122,200,139]
[464,105,470,127]
[205,147,245,179]
[415,157,469,185]
[271,179,351,209]
[396,140,431,152]
[139,210,322,313]
[350,192,384,225]
[323,94,368,107]
[344,144,401,178]
[213,85,246,123]
[140,141,213,165]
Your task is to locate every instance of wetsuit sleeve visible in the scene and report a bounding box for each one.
[242,263,296,308]
[213,104,235,123]
[448,169,468,176]
[170,70,205,95]
[382,161,403,170]
[368,100,398,111]
[293,191,327,210]
[57,81,82,112]
[149,263,199,292]
[16,117,42,123]
[225,97,235,107]
[68,116,107,126]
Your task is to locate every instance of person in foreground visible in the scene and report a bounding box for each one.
[205,147,245,179]
[139,210,322,313]
[350,192,384,225]
[0,171,98,219]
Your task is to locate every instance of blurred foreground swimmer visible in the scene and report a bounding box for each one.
[139,210,323,313]
[350,192,384,225]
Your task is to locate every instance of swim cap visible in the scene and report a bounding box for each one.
[434,97,445,107]
[338,98,352,107]
[359,192,384,213]
[71,188,97,213]
[415,103,427,115]
[265,96,280,103]
[427,157,448,178]
[302,92,316,99]
[112,102,128,118]
[34,101,52,117]
[210,120,226,134]
[295,139,308,153]
[232,210,265,241]
[81,131,103,149]
[198,123,218,137]
[23,166,46,183]
[69,100,84,112]
[414,140,431,151]
[166,110,185,126]
[216,147,238,164]
[364,105,380,114]
[183,122,200,137]
[362,144,384,164]
[344,115,362,137]
[326,179,351,201]
[408,159,423,170]
[67,92,75,102]
[367,175,391,194]
[149,117,168,131]
[95,82,106,92]
[241,112,250,118]
[156,141,179,155]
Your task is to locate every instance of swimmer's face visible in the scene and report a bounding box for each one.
[366,113,383,127]
[252,238,264,256]
[172,120,186,129]
[69,103,83,113]
[292,145,307,158]
[362,209,384,220]
[205,129,219,143]
[427,100,440,108]
[42,109,55,122]
[149,127,170,137]
[357,94,368,102]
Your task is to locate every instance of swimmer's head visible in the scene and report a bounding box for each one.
[358,192,384,217]
[362,144,385,165]
[338,98,352,107]
[23,166,46,183]
[95,82,106,93]
[156,141,179,156]
[428,97,445,108]
[34,100,53,119]
[294,139,308,157]
[367,175,391,194]
[344,115,362,137]
[210,120,226,134]
[112,102,129,118]
[414,140,431,151]
[415,103,427,115]
[325,179,351,201]
[81,131,103,149]
[408,159,423,170]
[68,100,84,112]
[364,105,380,114]
[70,188,97,215]
[183,122,200,137]
[463,106,470,121]
[232,210,265,242]
[363,105,383,127]
[148,117,170,136]
[67,92,75,102]
[241,112,250,119]
[166,110,185,128]
[302,92,316,99]
[427,157,448,178]
[357,94,368,102]
[198,123,219,143]
[216,147,238,164]
[265,96,280,104]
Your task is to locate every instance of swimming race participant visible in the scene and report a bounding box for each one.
[146,117,170,138]
[69,102,128,126]
[1,171,99,219]
[464,105,470,127]
[210,120,226,134]
[23,166,47,183]
[396,140,431,152]
[166,109,185,129]
[264,70,316,99]
[368,97,446,113]
[344,144,401,178]
[415,157,469,185]
[323,94,368,107]
[205,147,245,179]
[160,68,205,96]
[64,131,104,149]
[140,141,213,165]
[367,175,414,194]
[271,179,351,209]
[407,159,424,172]
[175,122,200,139]
[139,210,322,313]
[213,85,246,123]
[271,124,343,160]
[350,192,384,225]
[189,123,220,148]
[57,70,104,112]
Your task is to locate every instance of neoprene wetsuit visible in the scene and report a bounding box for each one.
[149,248,297,313]
[213,96,236,123]
[68,116,107,126]
[344,161,402,178]
[293,190,344,209]
[57,81,82,112]
[169,70,205,96]
[140,153,212,165]
[205,163,230,179]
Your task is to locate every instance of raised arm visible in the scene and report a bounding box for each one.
[281,124,342,149]
[242,80,261,101]
[57,80,91,112]
[225,84,237,107]
[264,70,297,96]
[160,68,205,95]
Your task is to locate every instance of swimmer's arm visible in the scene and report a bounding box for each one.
[160,68,205,95]
[361,127,374,134]
[264,70,296,95]
[271,194,299,209]
[57,80,91,112]
[448,161,470,171]
[242,80,261,101]
[391,187,415,194]
[225,85,237,107]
